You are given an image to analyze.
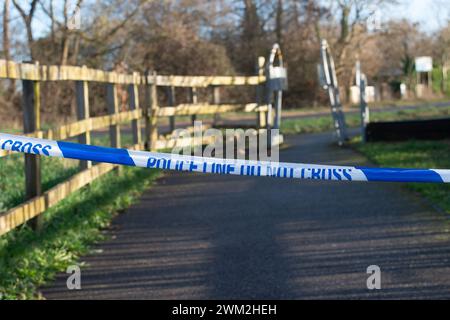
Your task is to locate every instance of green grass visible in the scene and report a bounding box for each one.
[0,133,161,299]
[365,97,450,109]
[354,139,450,214]
[0,165,160,299]
[281,105,450,135]
[0,155,79,213]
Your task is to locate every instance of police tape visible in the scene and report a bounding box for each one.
[1,132,449,183]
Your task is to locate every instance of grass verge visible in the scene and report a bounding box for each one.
[353,139,450,214]
[0,132,160,299]
[281,105,450,135]
[0,165,160,299]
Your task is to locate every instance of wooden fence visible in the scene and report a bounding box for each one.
[0,57,273,236]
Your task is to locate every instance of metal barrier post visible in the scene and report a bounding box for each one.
[320,39,348,146]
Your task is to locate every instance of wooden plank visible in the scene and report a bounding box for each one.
[22,76,43,231]
[128,78,142,145]
[0,162,116,236]
[12,109,140,142]
[161,124,211,139]
[188,87,198,125]
[144,72,152,150]
[154,126,277,151]
[0,59,20,79]
[155,75,211,87]
[157,103,261,117]
[256,56,267,129]
[144,71,159,151]
[75,80,92,169]
[1,60,265,86]
[155,75,264,87]
[106,84,121,148]
[155,133,216,150]
[106,84,121,174]
[212,86,221,126]
[109,109,142,126]
[0,150,9,157]
[0,59,146,84]
[210,76,263,86]
[167,86,176,132]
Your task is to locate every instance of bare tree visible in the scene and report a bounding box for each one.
[38,0,83,65]
[61,0,83,65]
[275,0,283,47]
[3,0,11,62]
[2,0,16,95]
[12,0,39,60]
[319,0,398,96]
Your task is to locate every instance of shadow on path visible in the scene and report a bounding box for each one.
[42,131,450,299]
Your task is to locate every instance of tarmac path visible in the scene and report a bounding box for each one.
[43,130,450,299]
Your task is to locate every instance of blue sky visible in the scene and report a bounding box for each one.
[388,0,450,32]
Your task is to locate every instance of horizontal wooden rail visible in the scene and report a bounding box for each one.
[154,75,264,87]
[0,60,265,86]
[157,103,266,117]
[0,162,116,236]
[155,134,217,150]
[0,109,143,158]
[0,60,144,84]
[33,109,143,140]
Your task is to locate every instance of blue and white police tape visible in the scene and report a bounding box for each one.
[1,132,449,183]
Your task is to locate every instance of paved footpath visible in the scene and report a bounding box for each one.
[43,131,450,299]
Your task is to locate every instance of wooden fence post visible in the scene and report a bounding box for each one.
[144,71,159,151]
[144,71,151,150]
[128,73,142,148]
[75,76,91,170]
[167,86,176,133]
[189,87,198,126]
[212,86,221,126]
[22,69,42,231]
[256,56,267,128]
[106,82,121,173]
